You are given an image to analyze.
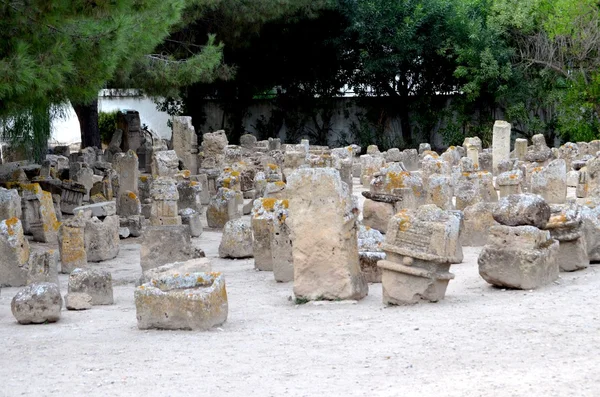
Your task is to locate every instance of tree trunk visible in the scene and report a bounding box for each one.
[399,98,412,148]
[73,98,101,148]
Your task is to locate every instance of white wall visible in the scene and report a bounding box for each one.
[50,92,173,145]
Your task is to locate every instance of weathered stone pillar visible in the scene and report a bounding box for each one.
[492,120,511,174]
[171,116,198,173]
[287,168,367,302]
[514,138,528,160]
[58,215,87,274]
[0,218,30,287]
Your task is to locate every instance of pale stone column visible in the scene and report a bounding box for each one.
[287,168,367,302]
[514,138,528,160]
[466,144,479,169]
[492,120,511,174]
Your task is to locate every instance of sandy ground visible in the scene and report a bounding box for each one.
[1,180,600,396]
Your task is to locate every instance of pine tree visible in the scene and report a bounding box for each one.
[0,0,224,149]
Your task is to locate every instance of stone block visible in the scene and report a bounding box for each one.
[493,193,550,228]
[68,268,114,305]
[362,199,394,233]
[117,191,141,216]
[22,183,60,243]
[287,168,367,302]
[478,225,559,289]
[140,225,201,272]
[206,188,240,228]
[180,208,203,237]
[0,218,30,287]
[134,273,228,331]
[137,257,212,286]
[379,258,454,304]
[219,219,253,258]
[84,215,120,262]
[58,216,87,274]
[65,293,93,310]
[460,202,498,247]
[151,150,180,177]
[27,249,59,285]
[74,201,116,218]
[0,187,21,220]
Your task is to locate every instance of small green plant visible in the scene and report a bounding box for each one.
[295,297,310,305]
[98,110,119,145]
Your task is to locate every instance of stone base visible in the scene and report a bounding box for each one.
[134,273,228,331]
[478,240,559,289]
[378,259,454,305]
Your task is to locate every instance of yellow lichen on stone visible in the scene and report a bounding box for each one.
[268,163,278,170]
[274,181,286,187]
[262,198,277,211]
[139,175,149,182]
[385,171,410,191]
[4,217,18,236]
[128,192,138,200]
[281,199,289,209]
[190,181,198,186]
[395,211,411,232]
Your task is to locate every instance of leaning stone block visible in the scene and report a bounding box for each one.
[11,282,62,324]
[134,272,228,331]
[68,268,114,305]
[0,218,31,287]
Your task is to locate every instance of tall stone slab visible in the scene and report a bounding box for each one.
[22,183,60,244]
[117,110,143,153]
[0,218,30,287]
[171,116,198,173]
[492,120,511,174]
[287,168,367,302]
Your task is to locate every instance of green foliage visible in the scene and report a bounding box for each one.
[0,103,66,163]
[98,111,119,145]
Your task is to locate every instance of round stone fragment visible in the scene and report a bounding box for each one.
[11,282,62,324]
[493,193,551,228]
